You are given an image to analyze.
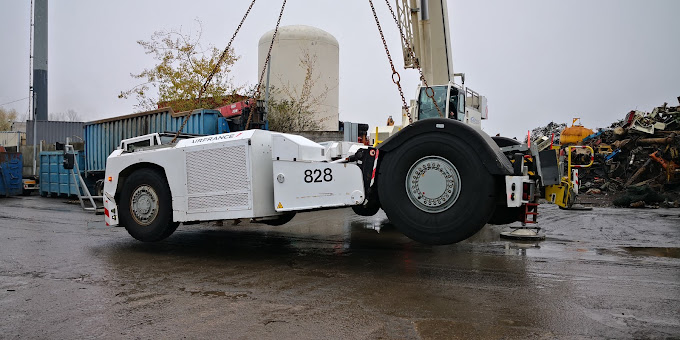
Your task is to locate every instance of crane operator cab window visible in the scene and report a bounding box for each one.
[417,85,466,122]
[417,85,448,120]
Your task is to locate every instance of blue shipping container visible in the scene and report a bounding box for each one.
[0,152,23,196]
[84,108,228,174]
[39,151,86,197]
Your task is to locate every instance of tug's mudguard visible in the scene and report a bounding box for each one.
[378,118,514,176]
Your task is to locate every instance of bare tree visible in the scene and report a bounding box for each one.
[65,109,80,122]
[48,109,81,122]
[48,112,65,121]
[267,51,329,133]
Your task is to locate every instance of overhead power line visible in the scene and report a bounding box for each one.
[0,97,30,107]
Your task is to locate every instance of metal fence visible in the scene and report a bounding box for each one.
[26,120,84,145]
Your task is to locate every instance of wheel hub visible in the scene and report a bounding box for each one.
[130,185,159,226]
[406,156,461,213]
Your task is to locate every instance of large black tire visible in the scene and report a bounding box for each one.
[487,206,522,225]
[119,168,178,242]
[94,179,104,197]
[377,133,496,245]
[491,135,521,148]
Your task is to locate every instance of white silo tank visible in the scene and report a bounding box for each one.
[258,25,339,131]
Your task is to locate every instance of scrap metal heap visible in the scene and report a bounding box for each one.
[569,97,680,207]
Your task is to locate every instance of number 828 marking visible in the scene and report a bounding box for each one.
[304,168,333,183]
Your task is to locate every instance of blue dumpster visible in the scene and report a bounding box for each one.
[0,152,23,196]
[39,151,86,197]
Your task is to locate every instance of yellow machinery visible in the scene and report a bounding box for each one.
[544,145,594,208]
[560,118,594,146]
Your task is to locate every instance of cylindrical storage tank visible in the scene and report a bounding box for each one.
[258,25,339,131]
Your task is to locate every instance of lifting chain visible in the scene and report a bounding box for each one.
[368,0,412,124]
[383,0,443,118]
[172,0,259,143]
[245,0,288,129]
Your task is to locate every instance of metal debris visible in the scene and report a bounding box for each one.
[548,98,680,208]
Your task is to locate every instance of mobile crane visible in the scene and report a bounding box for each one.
[371,0,487,145]
[103,0,557,245]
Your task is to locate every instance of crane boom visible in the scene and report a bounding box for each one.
[396,0,454,85]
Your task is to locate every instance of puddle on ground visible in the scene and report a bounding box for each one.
[622,247,680,259]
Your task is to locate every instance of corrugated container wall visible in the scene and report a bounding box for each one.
[26,121,84,145]
[0,131,24,148]
[84,108,227,174]
[39,151,86,197]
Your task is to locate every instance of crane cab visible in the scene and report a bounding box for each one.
[411,83,487,129]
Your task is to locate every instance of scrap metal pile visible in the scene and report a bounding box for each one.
[573,98,680,207]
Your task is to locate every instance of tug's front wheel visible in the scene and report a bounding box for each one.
[377,133,496,245]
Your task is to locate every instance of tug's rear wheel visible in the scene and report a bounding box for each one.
[377,133,496,245]
[119,168,178,242]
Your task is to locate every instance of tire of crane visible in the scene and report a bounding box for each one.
[119,168,179,242]
[491,135,522,148]
[487,206,523,225]
[377,133,496,245]
[262,212,296,226]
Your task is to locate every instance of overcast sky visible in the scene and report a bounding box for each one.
[1,0,678,139]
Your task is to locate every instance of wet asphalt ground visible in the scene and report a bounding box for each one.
[0,196,678,339]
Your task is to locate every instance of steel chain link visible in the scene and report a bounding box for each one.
[172,0,258,143]
[384,0,444,118]
[246,0,287,129]
[368,0,412,124]
[172,0,442,141]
